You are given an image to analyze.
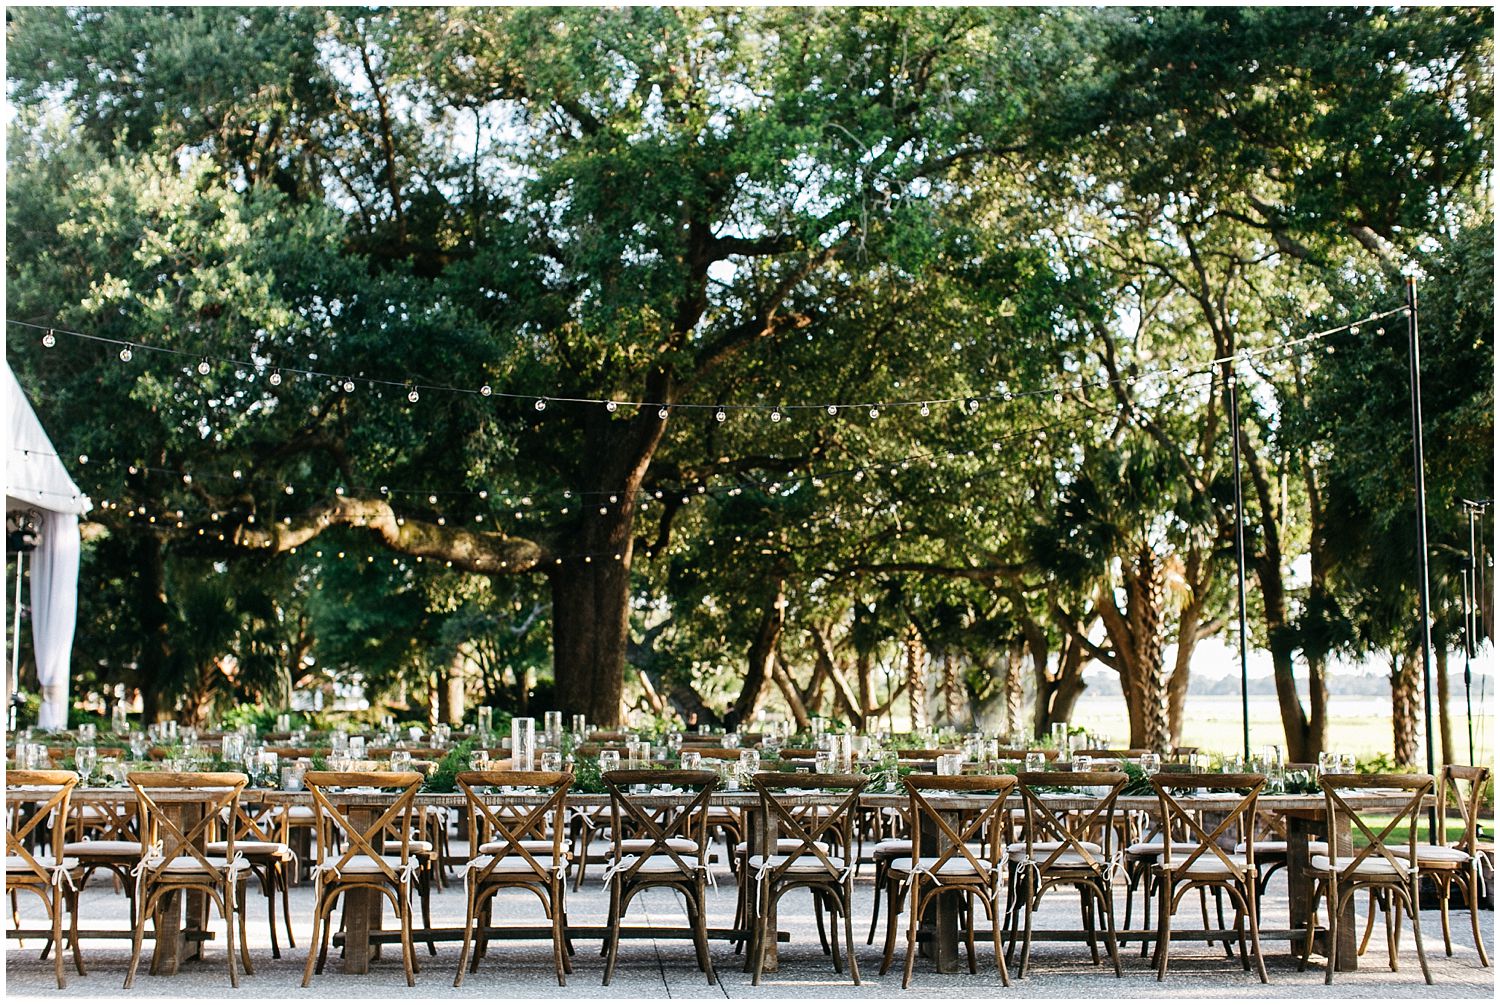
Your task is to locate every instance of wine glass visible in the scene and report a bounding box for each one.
[388,749,412,773]
[74,746,98,786]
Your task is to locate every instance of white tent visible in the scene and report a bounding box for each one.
[5,360,91,729]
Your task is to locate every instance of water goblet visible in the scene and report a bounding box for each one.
[1139,751,1162,776]
[541,751,564,773]
[1317,751,1336,776]
[1025,751,1048,774]
[74,746,98,786]
[813,750,835,774]
[78,722,97,744]
[389,749,413,773]
[599,749,620,775]
[680,750,702,771]
[1071,754,1093,773]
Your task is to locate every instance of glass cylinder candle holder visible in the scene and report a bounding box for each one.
[599,749,620,774]
[433,724,451,747]
[348,735,366,760]
[1024,751,1048,774]
[544,710,563,748]
[680,750,702,771]
[275,713,292,733]
[511,717,536,771]
[78,722,97,744]
[571,713,587,737]
[476,707,493,738]
[937,752,965,776]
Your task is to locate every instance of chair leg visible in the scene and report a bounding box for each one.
[551,884,569,987]
[878,874,902,975]
[1214,885,1233,957]
[1437,873,1454,957]
[1019,878,1038,979]
[694,881,717,986]
[125,890,161,989]
[51,888,66,989]
[827,891,843,974]
[750,879,768,986]
[1358,887,1379,956]
[68,888,87,977]
[990,892,1011,987]
[901,885,921,989]
[453,885,475,987]
[1081,885,1101,964]
[964,891,978,974]
[1296,879,1320,973]
[1155,883,1173,981]
[1404,885,1433,985]
[238,883,255,976]
[1324,880,1342,985]
[814,887,831,954]
[602,882,622,986]
[301,891,325,987]
[279,863,297,949]
[1098,882,1123,978]
[843,887,861,985]
[866,860,885,944]
[222,891,239,990]
[1385,889,1401,970]
[264,870,281,959]
[1466,866,1490,966]
[420,871,437,956]
[1240,881,1269,984]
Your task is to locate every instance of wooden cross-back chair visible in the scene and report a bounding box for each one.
[206,795,297,958]
[1364,764,1491,967]
[453,770,573,986]
[600,768,719,986]
[1007,770,1128,979]
[1298,772,1435,985]
[886,773,1019,989]
[746,772,869,986]
[1148,773,1269,983]
[300,770,424,987]
[6,770,85,988]
[123,771,252,990]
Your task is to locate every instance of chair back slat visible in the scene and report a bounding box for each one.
[1016,771,1128,873]
[602,769,717,884]
[1318,772,1433,879]
[1150,773,1266,875]
[127,771,249,880]
[904,773,1019,880]
[6,770,78,883]
[751,772,867,882]
[456,770,571,883]
[1438,764,1490,854]
[302,770,423,885]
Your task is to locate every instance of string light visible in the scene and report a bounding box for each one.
[715,408,727,422]
[605,400,618,412]
[196,357,211,375]
[407,386,420,403]
[42,330,56,348]
[269,368,283,386]
[118,346,133,362]
[341,379,355,393]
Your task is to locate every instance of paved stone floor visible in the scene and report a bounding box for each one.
[5,841,1493,1001]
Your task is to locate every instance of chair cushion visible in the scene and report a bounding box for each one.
[1125,840,1164,857]
[463,854,566,877]
[618,837,698,854]
[1233,840,1329,857]
[1156,854,1255,878]
[886,855,993,878]
[1309,853,1413,879]
[478,839,564,856]
[1397,845,1472,866]
[733,838,809,856]
[61,839,142,858]
[872,839,914,858]
[6,855,80,874]
[317,854,413,877]
[152,855,239,875]
[611,854,706,876]
[205,840,294,860]
[747,853,846,876]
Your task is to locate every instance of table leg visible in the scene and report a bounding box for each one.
[341,887,373,974]
[1286,812,1357,971]
[747,805,780,974]
[915,810,963,973]
[154,888,184,976]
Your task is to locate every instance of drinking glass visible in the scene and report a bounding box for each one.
[331,730,349,757]
[1337,753,1356,774]
[599,749,620,774]
[476,707,494,738]
[1317,751,1336,776]
[470,749,491,772]
[628,740,651,770]
[1024,751,1048,774]
[937,753,965,776]
[544,710,564,747]
[1050,721,1069,752]
[511,717,536,772]
[162,721,179,741]
[738,749,760,778]
[406,726,424,744]
[722,732,740,750]
[280,765,305,792]
[813,750,835,774]
[348,735,366,760]
[129,730,148,759]
[1071,754,1093,773]
[181,726,198,747]
[389,749,413,772]
[666,731,684,753]
[222,732,245,764]
[1140,751,1162,776]
[276,713,292,733]
[98,756,120,786]
[831,733,853,772]
[74,746,98,785]
[571,714,587,737]
[541,751,564,773]
[433,724,451,747]
[78,722,97,744]
[680,750,702,771]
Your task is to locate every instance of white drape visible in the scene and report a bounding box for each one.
[6,360,90,730]
[31,511,81,729]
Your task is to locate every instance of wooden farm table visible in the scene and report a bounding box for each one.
[232,786,1423,975]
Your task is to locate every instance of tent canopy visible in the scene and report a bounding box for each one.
[6,360,90,729]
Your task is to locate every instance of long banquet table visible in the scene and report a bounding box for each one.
[63,787,1420,976]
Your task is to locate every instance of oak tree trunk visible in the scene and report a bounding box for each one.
[1391,646,1420,766]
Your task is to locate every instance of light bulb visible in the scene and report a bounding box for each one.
[42,331,56,348]
[478,490,488,499]
[535,398,547,411]
[197,358,211,375]
[605,400,618,412]
[474,514,483,522]
[284,485,294,495]
[335,486,345,496]
[479,384,492,396]
[658,406,669,419]
[269,369,283,386]
[868,407,879,419]
[599,506,608,515]
[919,403,930,416]
[715,408,727,422]
[428,495,438,504]
[771,409,782,422]
[966,398,980,413]
[826,404,837,415]
[407,388,420,403]
[1349,325,1360,336]
[437,516,446,526]
[78,454,88,464]
[119,346,133,362]
[342,379,355,393]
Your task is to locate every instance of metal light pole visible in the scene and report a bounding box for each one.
[1404,277,1438,842]
[1461,499,1489,765]
[1228,364,1252,761]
